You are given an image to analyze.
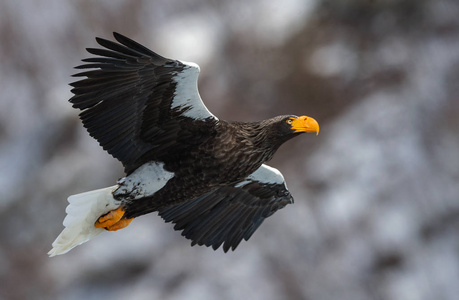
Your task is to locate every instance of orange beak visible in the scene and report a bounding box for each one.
[291,116,320,135]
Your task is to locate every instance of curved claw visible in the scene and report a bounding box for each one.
[95,207,133,231]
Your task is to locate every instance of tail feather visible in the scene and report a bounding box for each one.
[48,185,120,257]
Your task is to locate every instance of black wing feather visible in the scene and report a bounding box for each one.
[69,32,217,174]
[158,165,294,252]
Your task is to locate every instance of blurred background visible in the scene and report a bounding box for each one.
[1,0,458,299]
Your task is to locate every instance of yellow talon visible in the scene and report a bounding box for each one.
[105,218,133,231]
[95,207,133,230]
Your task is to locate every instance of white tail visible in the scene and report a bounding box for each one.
[48,185,120,257]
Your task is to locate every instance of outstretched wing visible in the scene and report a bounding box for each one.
[158,165,294,252]
[69,32,218,174]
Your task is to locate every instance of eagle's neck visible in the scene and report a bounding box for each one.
[225,120,287,163]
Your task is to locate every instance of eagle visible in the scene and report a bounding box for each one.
[48,33,319,256]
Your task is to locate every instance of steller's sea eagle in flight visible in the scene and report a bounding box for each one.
[48,33,319,256]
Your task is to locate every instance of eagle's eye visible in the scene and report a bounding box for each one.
[286,118,293,125]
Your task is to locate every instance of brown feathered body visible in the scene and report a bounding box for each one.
[123,117,297,219]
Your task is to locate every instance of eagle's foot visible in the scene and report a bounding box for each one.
[95,207,133,231]
[105,217,133,231]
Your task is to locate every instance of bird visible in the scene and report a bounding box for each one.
[48,32,319,256]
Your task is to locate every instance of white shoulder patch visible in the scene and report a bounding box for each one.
[179,60,200,71]
[114,161,174,200]
[236,164,286,188]
[171,61,218,121]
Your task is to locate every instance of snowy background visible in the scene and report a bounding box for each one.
[1,0,458,299]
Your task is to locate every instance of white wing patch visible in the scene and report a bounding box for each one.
[114,161,174,200]
[171,61,218,121]
[236,164,286,188]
